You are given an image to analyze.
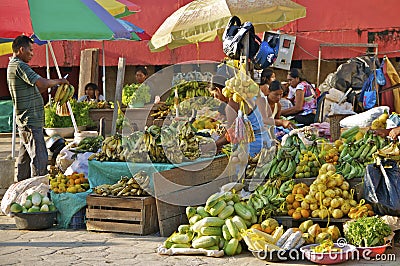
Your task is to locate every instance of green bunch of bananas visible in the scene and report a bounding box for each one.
[88,134,125,162]
[73,135,104,153]
[54,83,75,106]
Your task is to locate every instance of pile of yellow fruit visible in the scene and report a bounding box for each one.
[49,172,90,194]
[371,112,389,130]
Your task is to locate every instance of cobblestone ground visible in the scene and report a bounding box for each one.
[0,213,399,266]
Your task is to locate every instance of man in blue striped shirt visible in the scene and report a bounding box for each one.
[7,35,68,181]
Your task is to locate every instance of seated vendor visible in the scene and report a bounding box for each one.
[265,80,294,129]
[281,68,317,126]
[208,75,273,157]
[78,83,105,102]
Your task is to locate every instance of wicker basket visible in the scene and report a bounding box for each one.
[329,114,351,141]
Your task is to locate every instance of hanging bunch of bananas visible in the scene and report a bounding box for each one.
[54,83,75,106]
[173,97,220,118]
[93,172,150,197]
[221,63,259,103]
[88,134,124,162]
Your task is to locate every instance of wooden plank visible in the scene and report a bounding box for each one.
[78,48,99,98]
[158,214,188,237]
[154,156,230,186]
[143,200,159,235]
[86,208,142,222]
[86,195,146,209]
[155,200,186,223]
[86,220,143,234]
[111,57,126,135]
[155,175,232,206]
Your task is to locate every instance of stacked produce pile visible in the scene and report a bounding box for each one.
[163,191,256,255]
[90,121,211,164]
[71,136,104,153]
[285,163,374,220]
[242,219,341,252]
[248,179,294,220]
[93,172,150,197]
[263,134,304,179]
[10,192,57,213]
[375,141,400,161]
[337,127,387,179]
[122,83,151,106]
[49,172,90,194]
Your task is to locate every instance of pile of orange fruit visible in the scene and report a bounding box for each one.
[49,172,90,194]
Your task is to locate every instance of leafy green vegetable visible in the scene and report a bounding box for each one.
[45,99,95,128]
[122,83,151,106]
[344,216,392,247]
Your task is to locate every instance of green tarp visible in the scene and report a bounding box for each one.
[0,100,13,133]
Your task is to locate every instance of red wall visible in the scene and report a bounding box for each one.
[1,0,399,97]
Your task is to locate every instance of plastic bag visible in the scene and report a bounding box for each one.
[363,160,400,216]
[1,175,49,216]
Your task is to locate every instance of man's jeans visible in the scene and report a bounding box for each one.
[17,126,48,181]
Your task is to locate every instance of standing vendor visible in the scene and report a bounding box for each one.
[281,68,317,126]
[7,35,69,181]
[208,75,273,156]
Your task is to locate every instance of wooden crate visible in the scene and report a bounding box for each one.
[153,156,235,237]
[86,194,158,235]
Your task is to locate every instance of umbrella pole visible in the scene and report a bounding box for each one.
[102,41,106,100]
[11,106,16,158]
[46,44,51,103]
[47,41,79,134]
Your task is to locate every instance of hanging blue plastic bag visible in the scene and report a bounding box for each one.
[376,68,386,86]
[359,73,376,110]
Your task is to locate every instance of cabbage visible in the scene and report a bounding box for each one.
[10,203,23,213]
[41,196,51,205]
[24,199,32,209]
[31,192,42,206]
[40,204,49,212]
[49,204,57,212]
[27,206,40,213]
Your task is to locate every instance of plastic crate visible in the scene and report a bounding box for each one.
[69,207,86,229]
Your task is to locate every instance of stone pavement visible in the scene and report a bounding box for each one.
[0,212,399,266]
[0,134,399,265]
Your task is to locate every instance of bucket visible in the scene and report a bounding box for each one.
[0,158,16,198]
[13,211,58,230]
[74,131,98,144]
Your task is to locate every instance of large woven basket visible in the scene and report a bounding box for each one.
[329,114,351,141]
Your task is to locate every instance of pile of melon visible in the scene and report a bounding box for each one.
[10,192,57,213]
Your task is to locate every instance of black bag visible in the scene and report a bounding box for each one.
[363,160,400,216]
[222,16,260,60]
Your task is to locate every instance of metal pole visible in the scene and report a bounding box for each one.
[46,44,51,103]
[317,46,322,87]
[11,107,16,158]
[102,41,106,100]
